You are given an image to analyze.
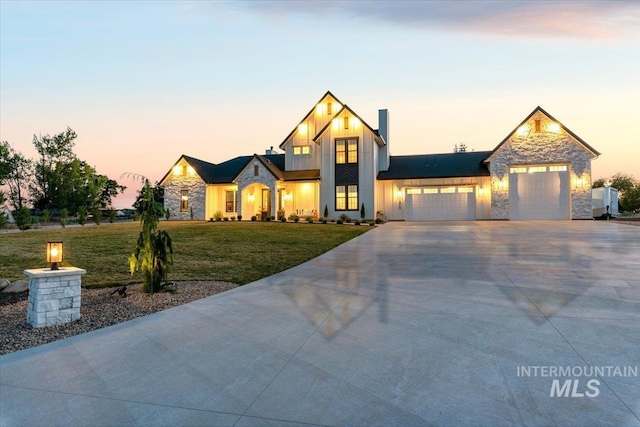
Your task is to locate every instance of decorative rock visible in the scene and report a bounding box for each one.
[2,280,28,293]
[0,279,10,292]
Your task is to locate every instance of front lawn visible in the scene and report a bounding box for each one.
[0,221,370,287]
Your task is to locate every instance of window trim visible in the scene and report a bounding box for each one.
[180,190,189,212]
[225,190,237,213]
[335,184,358,211]
[335,137,358,165]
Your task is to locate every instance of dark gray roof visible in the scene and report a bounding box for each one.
[377,151,491,180]
[206,154,285,184]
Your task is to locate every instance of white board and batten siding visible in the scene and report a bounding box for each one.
[508,165,570,220]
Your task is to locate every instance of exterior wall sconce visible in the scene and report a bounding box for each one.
[47,241,63,270]
[548,123,560,133]
[478,187,485,195]
[248,194,255,202]
[284,193,293,202]
[298,123,308,135]
[395,189,404,210]
[516,125,529,136]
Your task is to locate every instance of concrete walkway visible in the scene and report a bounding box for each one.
[1,222,639,426]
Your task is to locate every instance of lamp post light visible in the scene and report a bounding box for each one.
[47,241,63,270]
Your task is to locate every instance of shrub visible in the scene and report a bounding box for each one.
[93,208,102,225]
[77,206,87,226]
[231,216,236,221]
[307,216,314,223]
[375,218,383,224]
[251,215,257,221]
[277,209,285,220]
[280,216,286,222]
[322,218,327,224]
[265,216,272,222]
[60,208,68,228]
[165,209,170,220]
[16,207,31,231]
[237,215,242,221]
[31,215,40,226]
[42,209,51,226]
[360,203,365,220]
[324,204,329,219]
[369,221,375,226]
[288,213,299,223]
[339,213,350,223]
[0,210,7,229]
[336,219,344,225]
[354,220,360,225]
[109,208,116,223]
[270,215,275,221]
[190,207,194,220]
[223,217,229,221]
[214,210,223,221]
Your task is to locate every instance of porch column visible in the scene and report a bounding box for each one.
[237,182,246,219]
[270,182,278,218]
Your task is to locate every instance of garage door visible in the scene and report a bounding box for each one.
[509,165,570,220]
[406,187,476,221]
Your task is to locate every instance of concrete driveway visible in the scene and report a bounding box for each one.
[1,221,639,426]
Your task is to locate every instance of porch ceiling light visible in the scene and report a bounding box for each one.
[248,193,255,202]
[47,241,63,270]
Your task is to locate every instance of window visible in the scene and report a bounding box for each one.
[423,188,438,194]
[510,167,527,174]
[407,188,421,195]
[180,190,189,212]
[225,191,237,213]
[336,138,357,164]
[335,185,358,211]
[535,119,541,132]
[528,166,547,173]
[457,187,474,193]
[293,146,310,155]
[549,165,567,172]
[327,102,332,115]
[344,116,349,129]
[440,187,456,194]
[254,165,259,176]
[336,186,346,210]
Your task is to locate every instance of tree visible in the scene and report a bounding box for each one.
[133,181,164,214]
[128,177,173,295]
[31,128,77,210]
[1,141,32,210]
[592,178,606,188]
[609,173,637,194]
[621,185,640,212]
[15,207,31,231]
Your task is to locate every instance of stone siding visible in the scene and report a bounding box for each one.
[236,159,279,218]
[163,160,207,220]
[488,111,593,220]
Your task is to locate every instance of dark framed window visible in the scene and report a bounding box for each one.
[336,138,357,165]
[254,165,259,176]
[293,146,310,155]
[180,190,189,212]
[336,185,358,211]
[225,190,237,213]
[344,116,349,129]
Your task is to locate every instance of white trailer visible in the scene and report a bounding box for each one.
[592,187,619,218]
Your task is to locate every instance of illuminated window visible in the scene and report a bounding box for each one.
[336,186,346,210]
[423,188,438,194]
[294,146,310,155]
[180,190,189,212]
[549,165,567,172]
[254,165,259,176]
[535,119,541,132]
[440,187,456,194]
[327,102,332,115]
[528,166,547,173]
[407,188,422,194]
[344,116,349,129]
[348,185,358,210]
[225,191,237,213]
[457,187,473,193]
[336,138,357,164]
[510,167,527,174]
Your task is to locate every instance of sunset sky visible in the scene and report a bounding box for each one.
[1,1,638,208]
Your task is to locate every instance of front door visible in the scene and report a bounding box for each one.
[262,189,271,219]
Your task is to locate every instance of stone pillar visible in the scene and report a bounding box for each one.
[24,267,86,328]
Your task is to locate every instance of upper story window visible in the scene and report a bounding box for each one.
[254,165,259,176]
[293,146,310,155]
[327,102,332,115]
[336,138,358,164]
[535,119,541,132]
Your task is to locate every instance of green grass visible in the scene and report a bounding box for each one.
[0,221,369,288]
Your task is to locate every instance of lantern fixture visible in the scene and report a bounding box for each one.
[47,241,63,270]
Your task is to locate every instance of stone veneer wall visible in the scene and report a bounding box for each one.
[488,111,593,220]
[163,163,207,220]
[236,159,278,218]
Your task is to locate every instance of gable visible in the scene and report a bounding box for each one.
[486,106,600,163]
[159,155,215,186]
[279,91,344,149]
[313,104,384,146]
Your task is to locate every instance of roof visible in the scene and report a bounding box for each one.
[158,155,217,185]
[377,151,491,180]
[486,106,601,161]
[279,91,344,149]
[281,169,320,181]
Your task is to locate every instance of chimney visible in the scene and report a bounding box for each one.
[378,109,390,171]
[265,146,275,155]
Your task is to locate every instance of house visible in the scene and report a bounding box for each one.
[159,91,599,221]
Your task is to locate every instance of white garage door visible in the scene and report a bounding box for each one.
[406,187,476,221]
[509,165,570,220]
